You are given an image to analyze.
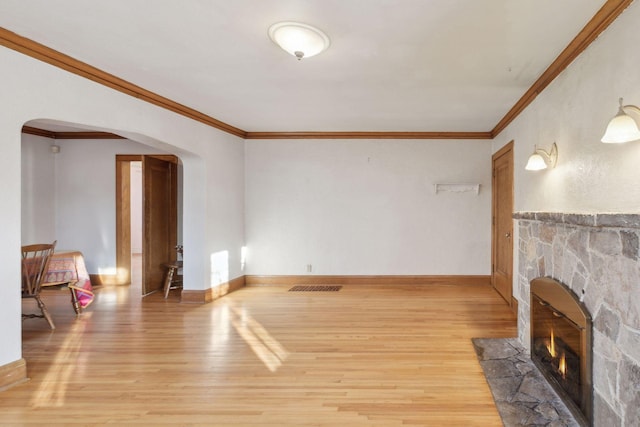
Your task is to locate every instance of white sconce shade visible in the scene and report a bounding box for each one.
[601,98,640,143]
[50,144,60,154]
[268,21,330,60]
[525,153,547,171]
[525,143,558,171]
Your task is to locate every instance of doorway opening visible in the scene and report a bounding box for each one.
[130,161,143,292]
[116,154,179,295]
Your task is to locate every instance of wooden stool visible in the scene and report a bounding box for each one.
[162,260,183,298]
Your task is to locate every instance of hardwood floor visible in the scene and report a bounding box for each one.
[6,282,517,426]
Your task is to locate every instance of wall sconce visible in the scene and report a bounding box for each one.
[525,142,558,171]
[601,98,640,143]
[268,21,330,60]
[50,144,60,154]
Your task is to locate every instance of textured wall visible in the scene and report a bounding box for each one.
[493,1,640,214]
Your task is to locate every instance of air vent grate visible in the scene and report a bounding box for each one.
[289,285,342,292]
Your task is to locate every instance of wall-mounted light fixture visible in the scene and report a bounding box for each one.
[525,142,558,171]
[50,144,60,154]
[268,21,330,60]
[601,98,640,143]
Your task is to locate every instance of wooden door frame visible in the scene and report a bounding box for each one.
[491,141,516,312]
[114,155,139,286]
[115,154,178,288]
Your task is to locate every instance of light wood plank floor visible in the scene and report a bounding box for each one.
[6,282,517,426]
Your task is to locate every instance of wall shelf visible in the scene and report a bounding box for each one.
[434,183,480,195]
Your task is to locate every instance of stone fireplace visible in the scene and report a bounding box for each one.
[514,213,640,426]
[530,277,592,425]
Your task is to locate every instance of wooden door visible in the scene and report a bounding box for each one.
[492,141,514,307]
[142,156,177,295]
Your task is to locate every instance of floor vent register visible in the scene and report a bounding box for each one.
[288,285,342,292]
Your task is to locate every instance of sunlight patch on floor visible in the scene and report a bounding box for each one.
[227,303,289,372]
[30,319,88,407]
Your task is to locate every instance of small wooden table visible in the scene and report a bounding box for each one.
[42,251,94,313]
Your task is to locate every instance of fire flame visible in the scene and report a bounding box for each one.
[559,352,567,378]
[547,328,557,357]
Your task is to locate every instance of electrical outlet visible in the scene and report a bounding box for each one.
[306,264,312,273]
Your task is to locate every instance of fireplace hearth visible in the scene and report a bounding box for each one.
[531,277,592,426]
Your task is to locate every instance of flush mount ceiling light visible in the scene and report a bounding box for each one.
[268,21,330,60]
[525,142,558,171]
[601,98,640,143]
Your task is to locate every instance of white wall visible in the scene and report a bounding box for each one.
[22,137,172,273]
[493,1,640,214]
[1,46,245,367]
[21,135,56,244]
[245,139,492,275]
[52,139,163,273]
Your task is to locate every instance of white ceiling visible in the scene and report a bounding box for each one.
[0,0,606,133]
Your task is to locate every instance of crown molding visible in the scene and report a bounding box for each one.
[21,125,124,139]
[53,131,125,140]
[245,131,492,140]
[21,126,56,139]
[1,0,634,141]
[491,0,633,137]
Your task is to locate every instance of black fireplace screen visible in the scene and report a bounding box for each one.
[532,295,582,405]
[530,277,592,426]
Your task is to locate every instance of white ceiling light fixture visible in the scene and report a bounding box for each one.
[268,21,330,60]
[601,98,640,143]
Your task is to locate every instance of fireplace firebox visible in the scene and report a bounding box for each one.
[530,277,592,426]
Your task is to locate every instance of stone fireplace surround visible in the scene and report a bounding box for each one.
[514,212,640,426]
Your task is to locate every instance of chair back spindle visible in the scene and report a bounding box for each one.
[21,240,57,329]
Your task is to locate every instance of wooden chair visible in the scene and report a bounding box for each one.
[163,245,183,298]
[22,240,57,329]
